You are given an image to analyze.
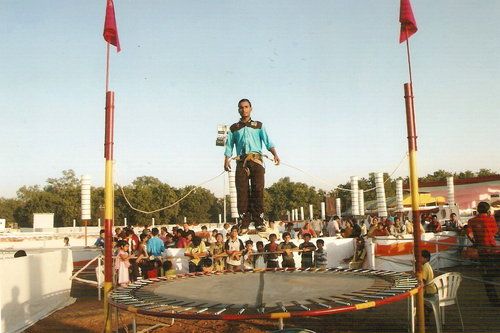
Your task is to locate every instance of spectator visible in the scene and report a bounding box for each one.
[421,249,438,301]
[300,222,317,239]
[208,229,218,245]
[427,215,442,233]
[209,233,226,272]
[94,229,105,248]
[314,239,327,269]
[159,227,169,242]
[369,222,390,237]
[264,234,280,269]
[242,240,255,270]
[393,217,406,236]
[162,260,176,278]
[147,227,165,257]
[284,223,296,240]
[184,236,208,273]
[326,216,341,237]
[225,226,244,271]
[299,233,316,268]
[349,219,362,238]
[115,240,131,287]
[63,237,70,247]
[279,232,298,268]
[164,233,176,248]
[467,201,499,305]
[311,219,323,237]
[220,223,231,240]
[445,212,462,231]
[254,241,266,269]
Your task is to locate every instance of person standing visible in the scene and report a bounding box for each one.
[467,201,499,306]
[224,98,280,233]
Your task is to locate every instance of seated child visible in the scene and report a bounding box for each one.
[162,259,177,278]
[185,236,208,273]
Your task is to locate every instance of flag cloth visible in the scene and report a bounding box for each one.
[399,0,418,43]
[103,0,121,52]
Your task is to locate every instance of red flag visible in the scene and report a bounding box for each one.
[399,0,418,43]
[103,0,121,52]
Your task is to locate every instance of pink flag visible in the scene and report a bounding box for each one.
[399,0,418,43]
[103,0,121,52]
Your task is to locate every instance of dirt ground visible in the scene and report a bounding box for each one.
[26,265,500,333]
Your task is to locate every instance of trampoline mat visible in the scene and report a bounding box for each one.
[148,271,388,307]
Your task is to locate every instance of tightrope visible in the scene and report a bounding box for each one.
[262,152,409,193]
[118,170,226,214]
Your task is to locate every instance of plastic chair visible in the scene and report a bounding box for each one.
[424,272,464,333]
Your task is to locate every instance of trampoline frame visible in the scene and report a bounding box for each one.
[109,267,420,329]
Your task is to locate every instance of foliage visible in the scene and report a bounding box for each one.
[0,168,498,227]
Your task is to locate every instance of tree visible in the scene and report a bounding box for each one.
[266,177,322,221]
[116,176,179,226]
[177,186,218,225]
[0,198,22,227]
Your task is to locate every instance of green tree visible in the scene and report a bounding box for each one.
[266,177,321,220]
[177,186,218,224]
[116,176,179,226]
[0,197,22,227]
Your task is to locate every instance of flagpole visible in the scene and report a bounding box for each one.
[106,42,110,93]
[403,28,425,333]
[405,30,413,85]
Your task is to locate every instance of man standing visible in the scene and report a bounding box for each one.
[467,201,499,306]
[224,98,280,233]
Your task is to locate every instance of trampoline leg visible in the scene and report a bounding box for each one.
[278,318,284,330]
[408,294,415,333]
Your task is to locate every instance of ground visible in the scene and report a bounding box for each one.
[26,265,500,333]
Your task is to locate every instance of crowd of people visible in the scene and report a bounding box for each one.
[98,222,331,287]
[97,205,498,304]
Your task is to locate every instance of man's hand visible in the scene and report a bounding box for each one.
[224,157,231,171]
[273,155,280,166]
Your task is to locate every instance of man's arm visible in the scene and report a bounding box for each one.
[224,156,232,171]
[269,147,280,165]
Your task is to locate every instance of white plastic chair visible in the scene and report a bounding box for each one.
[424,272,464,333]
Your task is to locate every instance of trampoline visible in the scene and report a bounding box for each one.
[109,267,419,329]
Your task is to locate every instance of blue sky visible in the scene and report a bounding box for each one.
[1,0,499,199]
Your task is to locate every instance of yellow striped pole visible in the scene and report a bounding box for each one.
[103,91,115,333]
[404,82,424,332]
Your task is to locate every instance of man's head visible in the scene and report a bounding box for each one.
[477,201,490,214]
[269,233,277,242]
[303,233,311,241]
[238,99,252,119]
[151,227,159,236]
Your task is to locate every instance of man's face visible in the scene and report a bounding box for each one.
[238,101,252,119]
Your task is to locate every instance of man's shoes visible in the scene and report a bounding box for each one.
[239,228,249,235]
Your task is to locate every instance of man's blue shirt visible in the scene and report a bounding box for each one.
[224,120,275,157]
[147,236,165,256]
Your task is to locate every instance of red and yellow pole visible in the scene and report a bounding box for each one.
[404,82,424,332]
[103,91,115,332]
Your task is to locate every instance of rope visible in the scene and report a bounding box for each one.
[117,170,226,214]
[262,152,409,193]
